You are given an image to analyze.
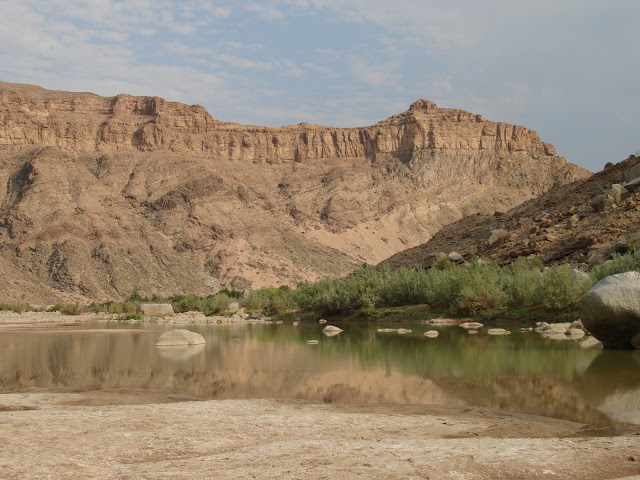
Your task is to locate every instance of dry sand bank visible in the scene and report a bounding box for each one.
[1,390,639,480]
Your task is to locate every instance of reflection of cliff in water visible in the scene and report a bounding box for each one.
[433,374,617,428]
[580,351,640,424]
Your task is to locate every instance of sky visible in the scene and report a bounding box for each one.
[1,0,638,172]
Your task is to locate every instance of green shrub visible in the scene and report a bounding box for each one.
[1,303,33,313]
[203,293,232,315]
[535,265,591,310]
[591,250,640,282]
[169,294,205,313]
[455,261,507,315]
[503,257,544,307]
[434,257,454,271]
[243,288,298,315]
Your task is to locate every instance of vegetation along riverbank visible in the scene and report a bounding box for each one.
[4,249,640,322]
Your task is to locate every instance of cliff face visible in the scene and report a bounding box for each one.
[0,81,590,302]
[1,83,555,161]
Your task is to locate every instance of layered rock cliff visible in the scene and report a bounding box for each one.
[0,81,590,302]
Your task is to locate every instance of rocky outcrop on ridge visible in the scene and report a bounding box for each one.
[0,81,589,302]
[379,155,640,271]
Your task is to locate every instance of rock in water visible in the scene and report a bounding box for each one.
[487,328,510,336]
[155,329,205,346]
[460,321,483,329]
[322,325,344,337]
[322,325,343,332]
[576,271,640,349]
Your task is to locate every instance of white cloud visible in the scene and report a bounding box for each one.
[244,2,286,20]
[347,55,401,88]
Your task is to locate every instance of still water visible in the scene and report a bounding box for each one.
[1,321,639,426]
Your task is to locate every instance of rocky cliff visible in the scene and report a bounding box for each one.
[0,81,590,302]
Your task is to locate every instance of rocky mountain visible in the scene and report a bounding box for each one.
[379,155,640,271]
[0,81,589,302]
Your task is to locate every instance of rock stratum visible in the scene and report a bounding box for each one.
[0,81,589,302]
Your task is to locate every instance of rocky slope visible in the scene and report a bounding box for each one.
[380,155,640,270]
[0,81,589,302]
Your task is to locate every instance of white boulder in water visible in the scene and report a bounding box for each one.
[155,329,205,346]
[460,322,483,329]
[322,325,344,337]
[487,328,510,336]
[322,325,343,332]
[424,330,439,338]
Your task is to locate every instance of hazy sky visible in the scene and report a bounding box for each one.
[1,0,638,172]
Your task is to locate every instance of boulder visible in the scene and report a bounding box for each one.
[534,211,549,222]
[487,328,510,335]
[448,252,464,263]
[322,325,344,337]
[614,237,629,254]
[487,229,508,246]
[565,214,580,229]
[477,227,493,241]
[610,184,630,204]
[424,330,439,338]
[570,269,591,285]
[155,329,205,346]
[590,193,616,213]
[518,217,534,225]
[565,328,586,339]
[138,303,174,316]
[623,176,640,193]
[623,163,640,183]
[460,321,484,329]
[576,272,640,348]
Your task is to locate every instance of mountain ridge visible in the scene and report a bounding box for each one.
[0,81,589,302]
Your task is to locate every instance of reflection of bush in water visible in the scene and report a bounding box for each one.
[238,323,601,382]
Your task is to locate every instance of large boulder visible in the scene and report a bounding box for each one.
[487,229,508,246]
[576,272,640,349]
[155,329,206,346]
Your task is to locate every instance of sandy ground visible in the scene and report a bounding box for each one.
[1,391,639,480]
[1,312,640,479]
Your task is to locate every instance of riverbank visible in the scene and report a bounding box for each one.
[1,390,639,480]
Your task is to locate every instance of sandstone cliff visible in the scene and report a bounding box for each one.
[0,81,589,302]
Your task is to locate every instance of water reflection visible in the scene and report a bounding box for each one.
[580,351,640,424]
[0,322,634,426]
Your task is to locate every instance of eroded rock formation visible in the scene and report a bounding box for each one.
[0,81,589,301]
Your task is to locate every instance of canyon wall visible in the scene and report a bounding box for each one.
[0,81,589,302]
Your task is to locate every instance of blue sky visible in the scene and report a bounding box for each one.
[1,0,638,172]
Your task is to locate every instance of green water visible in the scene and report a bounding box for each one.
[1,321,639,426]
